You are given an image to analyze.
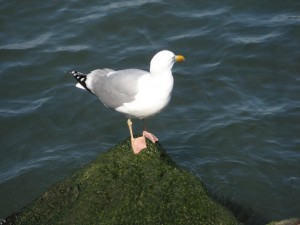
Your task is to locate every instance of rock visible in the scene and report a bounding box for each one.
[267,218,300,225]
[5,138,239,225]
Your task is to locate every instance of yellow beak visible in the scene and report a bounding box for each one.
[175,55,185,62]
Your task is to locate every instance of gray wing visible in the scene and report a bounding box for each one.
[87,68,148,109]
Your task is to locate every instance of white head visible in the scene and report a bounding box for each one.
[150,50,185,75]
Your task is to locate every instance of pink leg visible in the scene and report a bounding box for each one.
[131,136,147,154]
[142,120,159,143]
[143,131,158,143]
[127,119,147,154]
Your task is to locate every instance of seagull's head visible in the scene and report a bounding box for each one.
[150,50,185,75]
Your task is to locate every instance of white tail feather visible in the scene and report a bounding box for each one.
[76,83,86,90]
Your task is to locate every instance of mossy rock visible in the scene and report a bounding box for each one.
[7,138,239,225]
[267,218,300,225]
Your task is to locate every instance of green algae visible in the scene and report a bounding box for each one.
[267,218,300,225]
[9,138,239,225]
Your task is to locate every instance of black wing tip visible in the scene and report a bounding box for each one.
[69,70,93,94]
[69,70,83,76]
[69,70,87,80]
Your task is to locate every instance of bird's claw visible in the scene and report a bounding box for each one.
[131,136,147,154]
[143,131,159,143]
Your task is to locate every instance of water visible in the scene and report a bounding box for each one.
[1,0,300,221]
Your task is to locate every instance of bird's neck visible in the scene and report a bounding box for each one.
[150,68,172,77]
[149,71,174,92]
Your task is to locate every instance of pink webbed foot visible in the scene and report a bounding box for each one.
[142,131,159,143]
[131,136,147,154]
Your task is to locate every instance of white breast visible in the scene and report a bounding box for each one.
[115,73,174,119]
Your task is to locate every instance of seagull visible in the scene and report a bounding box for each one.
[70,50,185,154]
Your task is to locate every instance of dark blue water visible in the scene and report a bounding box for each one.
[1,0,300,221]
